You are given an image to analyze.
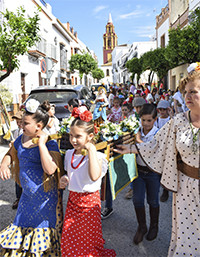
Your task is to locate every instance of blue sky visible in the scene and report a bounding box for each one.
[46,0,168,65]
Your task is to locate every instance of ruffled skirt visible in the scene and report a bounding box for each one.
[61,191,116,257]
[0,224,61,257]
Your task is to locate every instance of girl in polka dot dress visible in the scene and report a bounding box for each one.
[114,68,200,257]
[59,108,116,257]
[0,100,64,257]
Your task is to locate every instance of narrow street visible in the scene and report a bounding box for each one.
[0,143,172,257]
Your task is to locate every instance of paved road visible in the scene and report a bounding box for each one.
[0,143,172,257]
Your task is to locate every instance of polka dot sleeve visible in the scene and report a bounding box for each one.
[136,118,179,192]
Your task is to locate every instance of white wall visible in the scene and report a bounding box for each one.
[156,17,169,47]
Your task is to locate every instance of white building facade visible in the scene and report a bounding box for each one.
[112,42,157,85]
[0,0,96,106]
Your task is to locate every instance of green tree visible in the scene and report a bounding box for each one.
[92,68,104,80]
[165,7,200,66]
[0,7,40,82]
[126,58,142,84]
[140,50,156,85]
[69,53,98,79]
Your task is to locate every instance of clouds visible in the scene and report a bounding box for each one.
[118,10,143,20]
[129,25,156,39]
[93,5,108,14]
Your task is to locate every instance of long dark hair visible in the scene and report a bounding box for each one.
[25,101,50,128]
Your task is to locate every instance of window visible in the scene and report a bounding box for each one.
[106,69,109,76]
[108,38,111,47]
[60,44,67,70]
[160,34,165,48]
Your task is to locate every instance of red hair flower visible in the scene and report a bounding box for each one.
[72,107,81,118]
[79,110,93,122]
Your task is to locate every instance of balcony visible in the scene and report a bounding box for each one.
[156,5,169,28]
[28,39,57,61]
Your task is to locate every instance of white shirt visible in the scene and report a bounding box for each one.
[43,116,60,135]
[137,126,158,166]
[155,116,170,129]
[64,149,108,193]
[13,128,23,140]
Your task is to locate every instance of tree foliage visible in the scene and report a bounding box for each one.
[0,7,40,82]
[92,68,104,80]
[165,7,200,66]
[69,53,98,79]
[125,58,142,84]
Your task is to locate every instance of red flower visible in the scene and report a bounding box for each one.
[72,107,80,118]
[79,110,93,122]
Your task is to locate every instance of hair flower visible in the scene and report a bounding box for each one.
[72,106,93,122]
[71,107,81,118]
[25,99,40,113]
[79,110,93,122]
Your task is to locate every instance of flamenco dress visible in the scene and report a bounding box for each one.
[0,135,64,257]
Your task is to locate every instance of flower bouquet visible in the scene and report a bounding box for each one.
[119,115,140,133]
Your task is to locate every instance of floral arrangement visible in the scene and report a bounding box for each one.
[59,116,75,134]
[96,115,139,142]
[97,121,123,142]
[119,115,140,133]
[59,107,139,143]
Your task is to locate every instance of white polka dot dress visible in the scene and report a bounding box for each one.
[136,112,200,257]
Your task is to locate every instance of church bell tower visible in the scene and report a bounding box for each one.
[103,13,118,64]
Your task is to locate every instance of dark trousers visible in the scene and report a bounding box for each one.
[132,170,160,208]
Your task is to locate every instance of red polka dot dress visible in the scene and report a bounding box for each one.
[61,150,116,257]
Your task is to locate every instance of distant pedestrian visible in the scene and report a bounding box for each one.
[43,102,60,134]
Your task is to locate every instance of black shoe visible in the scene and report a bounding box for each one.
[160,189,169,202]
[101,208,114,219]
[12,198,20,209]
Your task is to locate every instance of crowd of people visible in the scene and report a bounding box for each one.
[0,62,199,257]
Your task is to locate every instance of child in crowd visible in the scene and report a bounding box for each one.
[107,97,122,123]
[120,102,132,121]
[11,111,23,209]
[155,100,172,202]
[131,104,160,244]
[67,98,79,113]
[0,99,64,256]
[43,101,60,134]
[59,108,116,256]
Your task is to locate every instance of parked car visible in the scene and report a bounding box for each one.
[23,85,92,121]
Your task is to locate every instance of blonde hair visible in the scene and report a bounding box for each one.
[179,71,200,94]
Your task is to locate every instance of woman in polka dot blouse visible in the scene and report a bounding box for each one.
[59,110,116,257]
[114,68,200,257]
[0,100,64,257]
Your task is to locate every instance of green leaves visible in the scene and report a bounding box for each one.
[92,68,104,80]
[0,7,40,82]
[69,53,98,77]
